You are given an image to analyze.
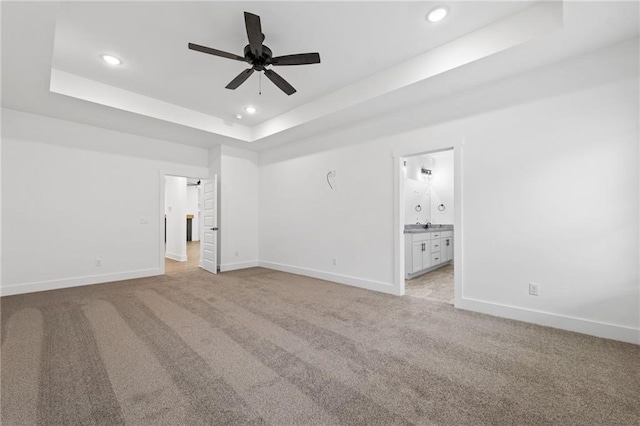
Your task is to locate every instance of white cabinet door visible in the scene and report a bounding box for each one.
[444,237,453,262]
[412,242,424,273]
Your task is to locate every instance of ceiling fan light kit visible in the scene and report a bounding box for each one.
[188,12,321,96]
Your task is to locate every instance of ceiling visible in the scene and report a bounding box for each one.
[51,1,535,126]
[2,1,639,151]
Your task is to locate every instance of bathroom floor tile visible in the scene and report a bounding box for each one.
[405,264,454,304]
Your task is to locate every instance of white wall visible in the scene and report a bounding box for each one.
[430,150,454,224]
[0,133,2,288]
[186,185,200,242]
[404,155,432,225]
[260,140,397,294]
[259,42,639,343]
[209,145,259,272]
[165,176,187,261]
[1,109,209,295]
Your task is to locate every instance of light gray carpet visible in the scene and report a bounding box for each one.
[1,267,639,425]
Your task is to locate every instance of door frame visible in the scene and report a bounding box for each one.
[158,171,208,275]
[393,143,464,307]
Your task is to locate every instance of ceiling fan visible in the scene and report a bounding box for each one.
[188,12,321,96]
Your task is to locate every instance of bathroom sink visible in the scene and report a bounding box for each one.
[404,226,452,233]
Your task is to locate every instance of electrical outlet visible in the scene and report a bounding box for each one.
[95,259,102,267]
[529,282,539,296]
[332,258,337,266]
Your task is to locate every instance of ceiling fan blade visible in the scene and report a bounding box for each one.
[225,68,255,90]
[264,69,296,95]
[244,12,263,57]
[271,53,321,66]
[188,43,245,62]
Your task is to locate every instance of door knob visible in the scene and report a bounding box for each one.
[210,227,219,231]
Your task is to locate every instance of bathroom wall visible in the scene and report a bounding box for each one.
[430,150,454,224]
[404,155,432,225]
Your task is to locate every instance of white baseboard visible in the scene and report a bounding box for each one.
[220,260,259,272]
[165,252,187,262]
[258,261,398,295]
[457,297,640,345]
[0,268,162,297]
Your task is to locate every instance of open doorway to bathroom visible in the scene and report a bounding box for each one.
[402,149,455,304]
[164,176,203,273]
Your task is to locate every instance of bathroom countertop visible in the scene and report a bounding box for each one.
[404,224,453,234]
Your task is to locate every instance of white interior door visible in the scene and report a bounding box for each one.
[200,176,217,274]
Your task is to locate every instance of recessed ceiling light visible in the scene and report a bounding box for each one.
[244,106,257,114]
[101,54,122,65]
[235,114,243,120]
[427,6,449,23]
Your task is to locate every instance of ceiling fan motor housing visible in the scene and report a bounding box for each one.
[244,44,272,71]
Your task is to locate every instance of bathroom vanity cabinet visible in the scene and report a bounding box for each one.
[404,228,453,279]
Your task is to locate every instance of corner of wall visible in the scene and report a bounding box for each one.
[210,144,260,271]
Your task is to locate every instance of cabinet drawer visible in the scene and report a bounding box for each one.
[430,232,441,239]
[412,233,431,242]
[430,239,441,253]
[431,252,442,265]
[441,231,452,238]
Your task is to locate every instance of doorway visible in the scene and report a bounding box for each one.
[399,148,456,304]
[163,176,201,273]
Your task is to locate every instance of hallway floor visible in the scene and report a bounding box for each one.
[165,241,200,273]
[405,263,454,304]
